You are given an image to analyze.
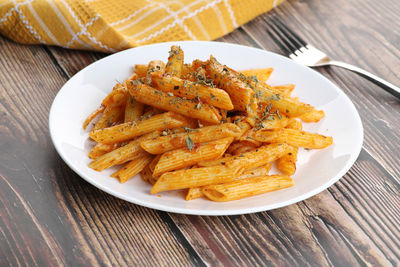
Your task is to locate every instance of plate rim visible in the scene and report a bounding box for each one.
[49,40,364,216]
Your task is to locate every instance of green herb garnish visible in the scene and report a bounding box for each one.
[255,90,263,99]
[276,110,282,120]
[185,136,194,151]
[266,94,280,101]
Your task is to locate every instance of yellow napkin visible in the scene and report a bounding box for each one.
[0,0,283,52]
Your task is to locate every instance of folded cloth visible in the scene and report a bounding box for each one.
[0,0,283,52]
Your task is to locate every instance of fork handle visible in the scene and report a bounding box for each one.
[328,60,400,99]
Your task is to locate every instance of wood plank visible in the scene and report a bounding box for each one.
[0,36,203,266]
[45,46,106,77]
[329,150,400,263]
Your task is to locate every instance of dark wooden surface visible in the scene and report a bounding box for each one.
[1,0,399,265]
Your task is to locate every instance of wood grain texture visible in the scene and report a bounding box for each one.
[1,0,400,266]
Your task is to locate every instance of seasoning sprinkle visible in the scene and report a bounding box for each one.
[247,75,259,83]
[255,90,263,99]
[185,136,194,151]
[266,94,280,101]
[238,73,246,81]
[276,109,282,120]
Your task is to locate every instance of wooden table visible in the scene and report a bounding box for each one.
[1,0,399,265]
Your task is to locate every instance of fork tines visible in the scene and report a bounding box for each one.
[264,15,307,55]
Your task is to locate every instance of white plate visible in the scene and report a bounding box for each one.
[49,41,363,216]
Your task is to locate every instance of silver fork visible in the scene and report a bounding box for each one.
[265,15,400,99]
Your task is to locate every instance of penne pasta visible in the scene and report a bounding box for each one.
[89,111,188,144]
[202,175,294,202]
[89,147,147,172]
[134,64,148,78]
[141,106,163,117]
[140,164,154,183]
[148,60,165,74]
[181,63,193,79]
[276,149,298,175]
[88,142,120,159]
[226,141,248,155]
[254,128,333,149]
[148,154,161,174]
[198,143,291,171]
[241,114,289,145]
[87,83,129,130]
[238,164,271,179]
[277,118,302,175]
[205,56,257,117]
[300,109,325,123]
[255,113,290,129]
[185,164,272,201]
[127,72,139,81]
[285,118,303,131]
[144,60,166,84]
[228,142,259,155]
[151,165,243,194]
[88,132,159,171]
[165,45,184,77]
[191,59,206,72]
[153,137,233,176]
[124,96,144,122]
[93,104,125,130]
[254,84,314,117]
[140,123,241,154]
[233,120,252,140]
[185,187,204,201]
[150,73,234,110]
[240,68,274,84]
[111,153,153,183]
[186,63,208,82]
[272,84,295,96]
[239,128,262,146]
[127,81,222,124]
[101,84,129,107]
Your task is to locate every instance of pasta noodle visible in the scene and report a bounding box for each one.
[254,128,333,149]
[140,123,241,154]
[202,175,294,202]
[82,45,333,202]
[89,111,189,144]
[153,137,233,176]
[151,165,243,194]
